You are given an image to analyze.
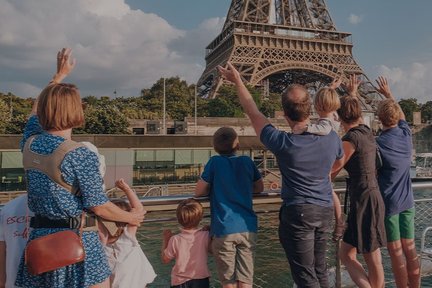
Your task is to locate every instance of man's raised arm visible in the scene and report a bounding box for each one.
[217,62,270,136]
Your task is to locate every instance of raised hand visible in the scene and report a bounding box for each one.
[217,62,242,84]
[329,76,343,90]
[345,74,361,97]
[375,76,393,99]
[115,178,131,192]
[163,229,173,242]
[51,47,76,84]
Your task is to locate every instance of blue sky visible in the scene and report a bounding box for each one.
[127,0,432,73]
[0,0,431,102]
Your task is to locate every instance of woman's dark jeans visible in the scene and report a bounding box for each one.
[279,203,333,288]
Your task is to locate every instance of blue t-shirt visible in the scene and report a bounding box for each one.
[201,154,262,237]
[377,120,414,216]
[260,124,343,207]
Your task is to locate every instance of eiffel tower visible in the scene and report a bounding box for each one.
[197,0,382,111]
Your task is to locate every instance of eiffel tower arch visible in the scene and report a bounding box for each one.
[197,0,383,111]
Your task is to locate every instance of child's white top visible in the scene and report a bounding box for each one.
[104,227,157,288]
[306,112,341,135]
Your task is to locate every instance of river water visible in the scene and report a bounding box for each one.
[137,187,432,287]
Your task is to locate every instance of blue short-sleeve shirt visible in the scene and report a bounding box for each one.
[201,154,261,237]
[377,120,414,216]
[260,124,343,207]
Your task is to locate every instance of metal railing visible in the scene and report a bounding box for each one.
[134,181,432,288]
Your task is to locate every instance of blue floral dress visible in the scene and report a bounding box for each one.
[15,116,111,288]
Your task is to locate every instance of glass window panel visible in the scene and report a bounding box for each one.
[2,152,23,168]
[239,150,251,157]
[156,150,174,161]
[136,150,154,162]
[193,150,210,165]
[100,150,116,166]
[175,150,192,165]
[115,151,134,166]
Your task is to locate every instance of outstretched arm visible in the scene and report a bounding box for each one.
[331,141,355,180]
[376,76,405,121]
[31,48,76,116]
[115,179,145,235]
[329,76,343,90]
[161,230,173,264]
[115,179,143,212]
[195,179,210,197]
[217,62,270,136]
[345,74,361,97]
[50,48,76,84]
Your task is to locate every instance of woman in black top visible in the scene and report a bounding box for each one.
[331,76,386,288]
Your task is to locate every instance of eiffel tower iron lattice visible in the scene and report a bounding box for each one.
[197,0,383,111]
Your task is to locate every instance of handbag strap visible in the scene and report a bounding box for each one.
[79,213,85,237]
[26,196,30,241]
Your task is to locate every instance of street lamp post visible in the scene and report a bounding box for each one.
[163,78,166,135]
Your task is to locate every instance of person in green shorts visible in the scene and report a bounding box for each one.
[376,77,420,288]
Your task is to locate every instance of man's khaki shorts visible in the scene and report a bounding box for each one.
[212,232,257,285]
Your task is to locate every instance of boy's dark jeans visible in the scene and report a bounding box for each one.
[279,203,333,288]
[171,278,210,288]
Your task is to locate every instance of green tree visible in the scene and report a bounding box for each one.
[75,105,130,134]
[208,97,236,117]
[141,77,195,120]
[214,84,264,118]
[259,92,282,118]
[421,101,432,123]
[5,114,28,134]
[398,98,420,123]
[82,95,99,106]
[0,99,10,134]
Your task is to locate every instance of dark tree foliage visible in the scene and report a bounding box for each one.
[421,101,432,123]
[398,98,420,123]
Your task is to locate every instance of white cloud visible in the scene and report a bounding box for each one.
[376,62,432,103]
[348,13,363,25]
[0,0,222,97]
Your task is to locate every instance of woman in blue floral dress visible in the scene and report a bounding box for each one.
[15,48,145,288]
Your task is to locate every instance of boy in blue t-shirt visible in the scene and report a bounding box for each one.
[195,127,263,288]
[375,76,420,288]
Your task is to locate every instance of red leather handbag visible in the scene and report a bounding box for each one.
[25,214,86,275]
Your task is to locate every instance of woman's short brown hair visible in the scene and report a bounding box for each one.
[314,88,341,113]
[37,83,84,131]
[176,198,203,229]
[338,96,363,124]
[213,127,238,155]
[282,84,311,122]
[377,99,401,127]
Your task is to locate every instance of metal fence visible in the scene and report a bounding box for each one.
[135,181,432,288]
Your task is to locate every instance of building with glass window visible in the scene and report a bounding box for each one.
[0,135,275,192]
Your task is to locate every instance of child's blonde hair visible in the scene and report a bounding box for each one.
[314,88,341,113]
[377,99,401,127]
[176,199,203,229]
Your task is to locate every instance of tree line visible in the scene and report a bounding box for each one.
[0,78,430,134]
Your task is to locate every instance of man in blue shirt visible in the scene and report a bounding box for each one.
[375,76,420,288]
[218,63,344,288]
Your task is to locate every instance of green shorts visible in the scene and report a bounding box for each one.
[384,208,415,242]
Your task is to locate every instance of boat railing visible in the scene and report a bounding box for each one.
[132,180,432,287]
